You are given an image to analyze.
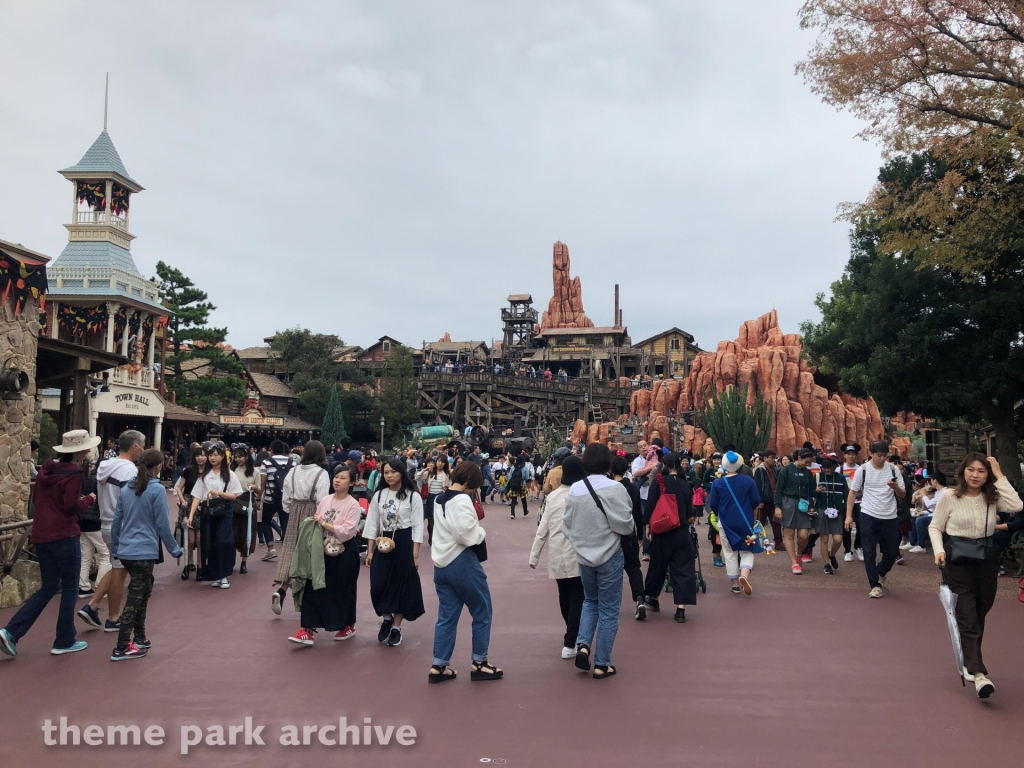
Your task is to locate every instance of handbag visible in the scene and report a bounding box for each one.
[649,474,681,534]
[420,481,430,500]
[949,500,991,565]
[721,475,766,554]
[693,485,707,507]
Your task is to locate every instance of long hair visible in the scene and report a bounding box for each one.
[202,444,232,488]
[189,446,206,472]
[429,456,451,479]
[234,448,255,478]
[134,449,165,496]
[376,457,416,501]
[953,452,998,505]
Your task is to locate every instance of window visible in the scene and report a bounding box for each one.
[383,340,391,353]
[670,338,680,351]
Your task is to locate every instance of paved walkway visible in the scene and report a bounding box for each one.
[1,495,1022,767]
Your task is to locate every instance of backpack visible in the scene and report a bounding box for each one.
[267,457,293,509]
[649,474,682,534]
[508,467,524,490]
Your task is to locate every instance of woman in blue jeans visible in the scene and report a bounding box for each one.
[563,443,635,679]
[428,461,502,684]
[0,430,99,659]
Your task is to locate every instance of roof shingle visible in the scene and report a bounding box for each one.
[60,131,140,186]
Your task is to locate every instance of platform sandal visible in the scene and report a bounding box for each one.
[428,665,457,684]
[574,643,591,671]
[470,660,504,681]
[593,665,617,680]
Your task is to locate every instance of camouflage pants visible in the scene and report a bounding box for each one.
[117,559,155,650]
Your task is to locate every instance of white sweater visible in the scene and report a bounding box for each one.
[929,476,1022,551]
[528,486,579,579]
[431,492,486,568]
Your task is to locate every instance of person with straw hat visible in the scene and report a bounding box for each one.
[1,430,99,659]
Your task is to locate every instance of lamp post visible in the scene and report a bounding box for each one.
[476,407,481,426]
[380,417,386,455]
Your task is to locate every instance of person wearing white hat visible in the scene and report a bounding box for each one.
[1,430,99,659]
[709,451,763,595]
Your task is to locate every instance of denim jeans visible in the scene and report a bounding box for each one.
[911,514,933,548]
[576,548,624,668]
[3,536,81,649]
[432,548,492,666]
[859,513,900,588]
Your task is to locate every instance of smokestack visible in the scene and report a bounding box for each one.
[614,284,620,328]
[619,308,623,327]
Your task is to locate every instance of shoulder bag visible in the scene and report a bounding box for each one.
[949,499,991,565]
[373,489,399,554]
[649,474,681,534]
[721,476,766,554]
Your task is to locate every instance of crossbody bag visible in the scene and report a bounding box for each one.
[949,499,991,565]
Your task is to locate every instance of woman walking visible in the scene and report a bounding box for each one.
[708,451,762,595]
[702,452,724,566]
[0,430,98,659]
[814,457,848,575]
[643,452,698,622]
[288,465,363,646]
[231,444,260,575]
[930,454,1022,698]
[109,449,183,660]
[416,456,451,545]
[364,457,425,647]
[188,442,242,589]
[563,443,635,679]
[272,441,330,614]
[428,461,503,683]
[174,446,207,580]
[507,455,529,520]
[529,456,585,659]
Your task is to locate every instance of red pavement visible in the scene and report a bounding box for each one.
[2,498,1023,768]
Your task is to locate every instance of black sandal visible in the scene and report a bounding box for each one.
[574,644,591,671]
[593,665,617,680]
[181,566,190,581]
[428,666,457,684]
[470,660,504,681]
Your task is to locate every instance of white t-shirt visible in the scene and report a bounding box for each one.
[849,462,905,520]
[923,487,945,514]
[192,470,244,502]
[631,455,650,500]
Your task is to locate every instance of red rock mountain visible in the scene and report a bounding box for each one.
[540,241,594,330]
[629,310,884,459]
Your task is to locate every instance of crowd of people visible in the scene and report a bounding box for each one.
[1,428,1021,699]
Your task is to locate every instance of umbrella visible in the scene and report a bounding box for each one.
[938,582,966,687]
[245,487,254,553]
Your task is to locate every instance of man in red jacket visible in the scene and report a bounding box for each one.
[0,430,99,659]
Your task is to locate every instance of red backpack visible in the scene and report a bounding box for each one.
[649,474,681,534]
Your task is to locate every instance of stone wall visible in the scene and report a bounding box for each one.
[1,296,40,524]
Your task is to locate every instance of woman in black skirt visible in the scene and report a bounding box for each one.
[288,465,363,646]
[364,457,425,647]
[814,456,848,575]
[231,445,260,575]
[174,446,207,580]
[188,442,242,589]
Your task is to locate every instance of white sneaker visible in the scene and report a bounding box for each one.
[844,552,854,562]
[209,579,221,587]
[856,549,864,561]
[561,646,576,659]
[899,542,912,550]
[975,673,994,698]
[220,579,230,589]
[908,546,926,553]
[962,668,975,682]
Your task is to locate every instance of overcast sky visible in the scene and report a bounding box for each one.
[0,1,881,352]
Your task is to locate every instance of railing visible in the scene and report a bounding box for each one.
[75,210,127,230]
[110,366,155,389]
[50,264,161,305]
[418,370,635,402]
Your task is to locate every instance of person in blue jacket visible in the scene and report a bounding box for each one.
[110,448,182,661]
[709,451,763,596]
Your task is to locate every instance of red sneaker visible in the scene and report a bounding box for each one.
[791,564,803,575]
[334,626,356,641]
[800,553,812,563]
[288,628,315,646]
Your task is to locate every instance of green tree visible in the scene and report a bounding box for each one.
[694,384,773,459]
[38,412,59,462]
[802,154,1024,482]
[320,384,348,447]
[374,344,419,449]
[152,261,246,410]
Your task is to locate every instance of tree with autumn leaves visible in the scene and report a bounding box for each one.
[799,1,1024,478]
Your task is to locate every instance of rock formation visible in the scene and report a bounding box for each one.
[437,332,452,343]
[540,241,594,330]
[629,310,885,459]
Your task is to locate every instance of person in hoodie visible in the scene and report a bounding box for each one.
[428,461,503,684]
[708,451,763,596]
[529,456,585,660]
[78,430,146,633]
[109,448,182,661]
[1,430,99,659]
[563,443,635,680]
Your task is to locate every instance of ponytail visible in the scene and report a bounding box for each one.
[134,448,165,496]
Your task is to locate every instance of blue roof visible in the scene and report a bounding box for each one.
[52,241,141,274]
[60,131,139,186]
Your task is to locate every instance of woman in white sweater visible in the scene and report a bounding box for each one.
[929,454,1022,698]
[529,456,585,660]
[428,461,502,684]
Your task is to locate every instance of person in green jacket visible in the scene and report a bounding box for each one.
[773,448,818,575]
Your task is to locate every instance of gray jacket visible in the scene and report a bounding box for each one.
[563,475,634,568]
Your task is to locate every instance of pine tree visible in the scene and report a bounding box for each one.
[320,384,348,447]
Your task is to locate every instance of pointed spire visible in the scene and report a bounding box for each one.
[103,73,109,133]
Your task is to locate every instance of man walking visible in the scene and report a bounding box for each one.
[840,444,863,561]
[78,430,146,632]
[753,451,783,550]
[846,441,906,598]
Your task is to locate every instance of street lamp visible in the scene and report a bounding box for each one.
[380,417,386,454]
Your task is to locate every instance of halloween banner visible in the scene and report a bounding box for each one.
[58,304,107,337]
[76,181,106,210]
[0,250,48,317]
[110,183,131,215]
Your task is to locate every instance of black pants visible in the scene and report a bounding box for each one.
[117,559,154,650]
[556,577,584,649]
[510,496,529,517]
[645,529,697,605]
[760,505,784,547]
[943,548,999,675]
[260,502,289,547]
[621,534,644,602]
[843,504,863,553]
[708,521,722,555]
[859,513,900,588]
[802,533,820,556]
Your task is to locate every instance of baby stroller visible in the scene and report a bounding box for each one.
[662,522,707,596]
